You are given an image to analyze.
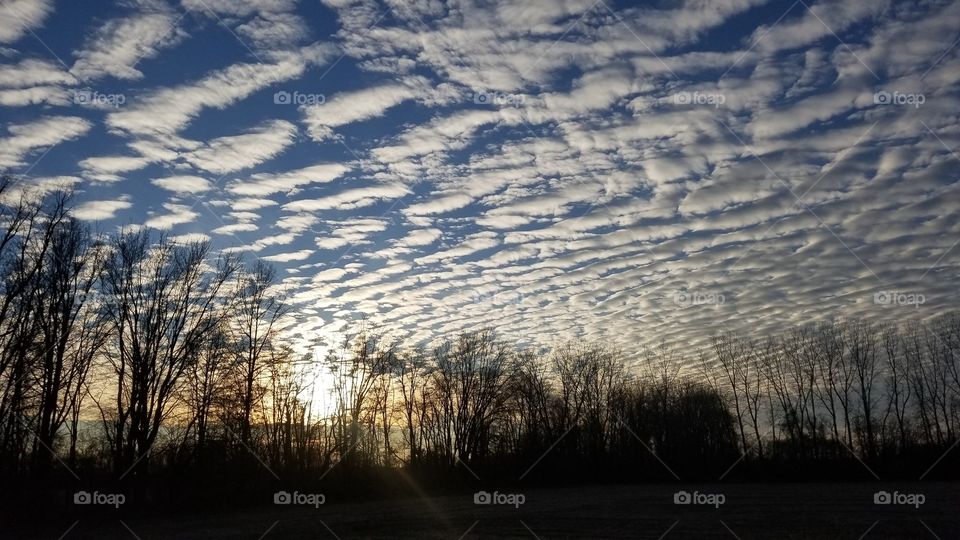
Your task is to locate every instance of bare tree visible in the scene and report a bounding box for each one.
[98,232,238,475]
[234,260,287,445]
[0,184,70,472]
[847,320,879,458]
[32,217,108,471]
[881,325,912,453]
[429,330,513,465]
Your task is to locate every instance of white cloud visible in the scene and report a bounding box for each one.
[143,203,199,229]
[302,77,428,141]
[107,43,336,135]
[0,58,75,88]
[236,12,308,49]
[283,182,409,211]
[263,248,314,262]
[71,4,187,80]
[73,199,133,220]
[79,155,153,182]
[212,222,259,235]
[182,0,298,17]
[151,175,212,194]
[231,197,279,211]
[228,163,351,196]
[395,227,442,247]
[169,232,211,243]
[0,116,91,168]
[0,0,52,43]
[182,119,298,174]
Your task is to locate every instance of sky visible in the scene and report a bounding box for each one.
[0,0,958,363]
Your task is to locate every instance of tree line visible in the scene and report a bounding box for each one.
[0,178,957,513]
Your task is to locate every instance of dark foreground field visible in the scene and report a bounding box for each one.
[7,482,960,539]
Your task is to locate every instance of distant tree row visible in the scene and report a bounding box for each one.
[0,177,957,509]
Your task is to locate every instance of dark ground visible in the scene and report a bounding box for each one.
[6,482,959,539]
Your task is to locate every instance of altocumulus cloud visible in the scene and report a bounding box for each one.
[2,0,958,360]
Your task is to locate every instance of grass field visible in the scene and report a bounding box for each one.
[9,482,959,539]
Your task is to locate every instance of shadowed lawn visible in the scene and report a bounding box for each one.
[9,482,959,539]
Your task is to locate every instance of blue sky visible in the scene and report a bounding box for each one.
[1,0,958,359]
